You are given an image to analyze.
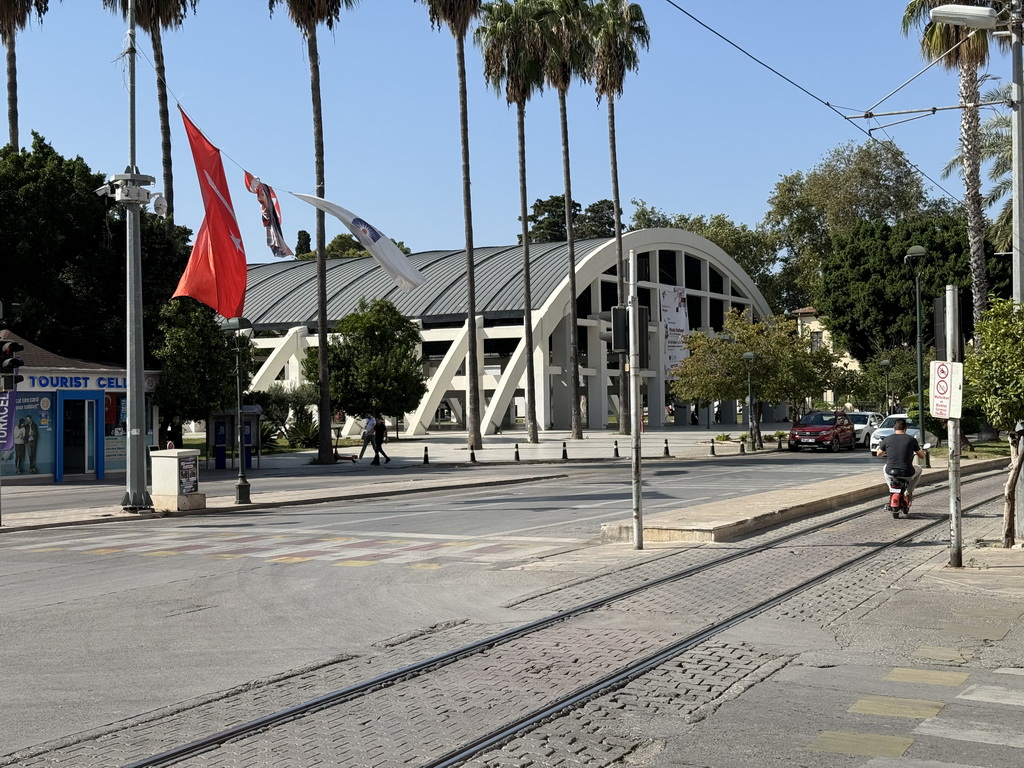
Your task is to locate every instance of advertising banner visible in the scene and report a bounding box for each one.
[660,286,691,379]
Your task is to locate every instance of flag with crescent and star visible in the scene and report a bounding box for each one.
[243,170,293,258]
[173,108,248,318]
[292,193,425,293]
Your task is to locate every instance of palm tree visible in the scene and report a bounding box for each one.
[418,0,484,451]
[270,0,359,464]
[102,1,197,229]
[903,0,1005,330]
[475,0,547,443]
[591,0,648,434]
[542,0,593,440]
[1,0,48,149]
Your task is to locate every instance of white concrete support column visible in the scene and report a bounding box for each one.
[587,322,609,429]
[550,314,572,429]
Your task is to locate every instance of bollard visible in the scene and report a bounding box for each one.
[424,446,430,465]
[924,449,931,468]
[740,443,746,455]
[613,440,619,458]
[663,439,670,457]
[709,440,716,457]
[562,441,568,460]
[514,443,520,462]
[777,437,782,451]
[470,448,477,464]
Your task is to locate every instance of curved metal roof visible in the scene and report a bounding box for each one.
[241,230,772,331]
[242,239,609,330]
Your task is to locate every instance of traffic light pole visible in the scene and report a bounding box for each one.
[628,248,644,550]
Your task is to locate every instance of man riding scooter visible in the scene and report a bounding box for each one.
[875,418,926,507]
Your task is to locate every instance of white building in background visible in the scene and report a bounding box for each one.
[240,228,773,437]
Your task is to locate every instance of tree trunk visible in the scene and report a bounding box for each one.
[559,88,582,439]
[456,35,482,451]
[307,28,334,464]
[960,64,988,331]
[1002,435,1021,548]
[5,33,17,149]
[518,102,538,443]
[151,25,174,228]
[608,95,629,435]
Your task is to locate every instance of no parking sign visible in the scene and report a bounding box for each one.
[929,360,963,419]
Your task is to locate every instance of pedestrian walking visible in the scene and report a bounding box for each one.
[370,412,390,465]
[358,414,376,460]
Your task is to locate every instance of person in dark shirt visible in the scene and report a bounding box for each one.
[370,412,390,465]
[875,418,926,501]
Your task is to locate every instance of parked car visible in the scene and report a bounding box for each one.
[869,414,939,453]
[847,411,884,448]
[788,410,857,452]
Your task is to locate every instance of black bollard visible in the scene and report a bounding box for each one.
[709,441,716,457]
[613,440,619,458]
[470,448,477,464]
[514,443,520,462]
[424,446,430,465]
[663,439,670,457]
[777,437,782,451]
[740,442,746,455]
[562,441,568,460]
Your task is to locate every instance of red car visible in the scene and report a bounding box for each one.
[788,410,856,452]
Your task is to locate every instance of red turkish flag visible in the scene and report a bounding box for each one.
[173,108,248,318]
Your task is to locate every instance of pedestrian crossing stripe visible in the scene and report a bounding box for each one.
[333,560,377,567]
[848,696,944,719]
[808,730,913,757]
[885,668,970,686]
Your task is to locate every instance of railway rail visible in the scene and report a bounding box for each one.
[122,471,1004,768]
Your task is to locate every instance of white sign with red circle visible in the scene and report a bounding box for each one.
[929,360,963,419]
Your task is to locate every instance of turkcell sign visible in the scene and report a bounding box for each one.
[0,390,12,451]
[929,360,963,419]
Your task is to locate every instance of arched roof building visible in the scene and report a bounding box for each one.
[243,228,772,436]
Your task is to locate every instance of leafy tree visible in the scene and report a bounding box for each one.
[103,0,197,228]
[302,298,427,433]
[903,1,1003,330]
[761,140,927,309]
[629,200,783,309]
[1,0,48,148]
[670,309,830,448]
[152,296,245,449]
[417,0,484,451]
[525,193,575,243]
[817,212,1009,363]
[294,228,312,258]
[269,0,359,464]
[0,134,191,364]
[965,298,1024,547]
[543,0,593,439]
[576,198,615,239]
[476,0,548,443]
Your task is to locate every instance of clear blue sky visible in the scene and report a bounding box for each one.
[13,1,1002,264]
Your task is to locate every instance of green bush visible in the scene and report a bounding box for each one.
[285,408,319,448]
[716,433,732,442]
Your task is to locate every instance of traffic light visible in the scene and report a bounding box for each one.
[637,306,650,368]
[598,306,629,353]
[1,340,24,391]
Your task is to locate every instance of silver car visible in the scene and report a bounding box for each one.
[847,411,884,448]
[869,414,937,452]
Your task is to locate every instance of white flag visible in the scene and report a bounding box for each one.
[292,194,424,293]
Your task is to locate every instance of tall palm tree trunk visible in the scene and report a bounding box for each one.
[307,27,333,464]
[960,63,988,330]
[517,102,538,443]
[608,94,629,434]
[558,88,582,439]
[5,34,16,149]
[150,25,174,228]
[457,34,482,451]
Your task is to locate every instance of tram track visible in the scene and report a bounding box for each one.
[116,470,1006,768]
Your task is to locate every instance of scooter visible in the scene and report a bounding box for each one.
[883,443,931,518]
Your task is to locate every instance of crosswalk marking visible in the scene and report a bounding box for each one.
[885,668,970,686]
[913,718,1024,749]
[865,758,984,767]
[957,684,1024,707]
[848,696,944,719]
[910,646,972,664]
[808,730,913,757]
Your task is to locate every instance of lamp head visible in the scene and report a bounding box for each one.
[929,4,998,29]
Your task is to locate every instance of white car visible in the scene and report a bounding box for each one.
[869,414,938,453]
[847,411,884,448]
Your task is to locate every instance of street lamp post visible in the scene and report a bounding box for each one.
[880,359,891,414]
[742,351,757,449]
[221,317,252,504]
[906,246,930,469]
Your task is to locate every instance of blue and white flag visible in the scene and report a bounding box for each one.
[292,194,424,293]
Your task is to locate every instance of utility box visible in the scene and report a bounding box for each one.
[151,448,206,512]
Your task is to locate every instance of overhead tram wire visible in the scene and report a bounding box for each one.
[660,0,963,204]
